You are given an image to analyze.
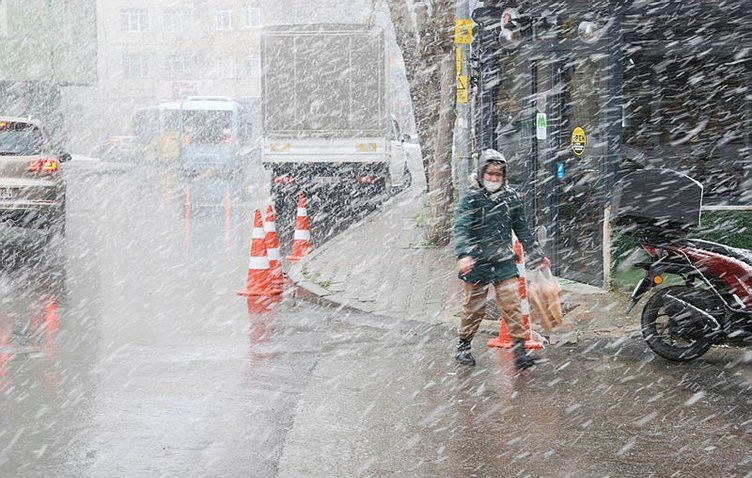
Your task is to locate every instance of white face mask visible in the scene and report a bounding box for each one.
[485,180,502,192]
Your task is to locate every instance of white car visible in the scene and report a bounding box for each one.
[0,117,70,242]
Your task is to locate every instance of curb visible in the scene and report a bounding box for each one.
[285,187,421,318]
[285,188,638,344]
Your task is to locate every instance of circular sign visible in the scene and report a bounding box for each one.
[571,127,586,156]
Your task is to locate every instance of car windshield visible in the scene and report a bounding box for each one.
[0,122,45,155]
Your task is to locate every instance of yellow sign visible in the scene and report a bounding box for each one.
[455,48,462,76]
[571,127,586,156]
[356,143,378,152]
[454,19,473,44]
[270,143,291,152]
[456,75,468,104]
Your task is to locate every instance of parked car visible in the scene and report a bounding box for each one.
[0,117,70,242]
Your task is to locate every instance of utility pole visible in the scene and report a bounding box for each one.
[454,0,472,195]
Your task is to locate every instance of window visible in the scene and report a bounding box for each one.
[163,9,186,32]
[182,110,233,144]
[62,0,74,41]
[164,55,191,79]
[123,54,149,78]
[120,8,148,32]
[244,6,260,28]
[0,122,44,155]
[216,9,233,31]
[217,58,234,78]
[622,52,750,201]
[0,0,8,37]
[244,55,261,77]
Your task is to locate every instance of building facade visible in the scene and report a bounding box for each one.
[470,0,752,286]
[0,0,97,147]
[66,0,264,149]
[72,0,412,151]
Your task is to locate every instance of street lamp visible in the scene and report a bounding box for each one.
[498,7,522,47]
[577,19,606,44]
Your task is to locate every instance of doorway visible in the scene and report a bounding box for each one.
[533,53,610,286]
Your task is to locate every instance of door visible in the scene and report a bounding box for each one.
[534,52,609,286]
[555,56,607,285]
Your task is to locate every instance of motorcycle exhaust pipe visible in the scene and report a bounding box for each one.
[664,294,721,332]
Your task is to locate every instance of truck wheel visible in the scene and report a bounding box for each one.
[374,173,391,208]
[272,186,296,250]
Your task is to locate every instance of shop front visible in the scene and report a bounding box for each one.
[470,1,751,287]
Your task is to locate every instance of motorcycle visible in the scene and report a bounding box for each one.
[612,169,752,361]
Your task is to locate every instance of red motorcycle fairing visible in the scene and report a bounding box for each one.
[673,245,752,309]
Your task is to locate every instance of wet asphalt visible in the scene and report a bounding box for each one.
[0,160,750,477]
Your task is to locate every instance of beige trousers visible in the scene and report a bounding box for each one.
[458,278,526,342]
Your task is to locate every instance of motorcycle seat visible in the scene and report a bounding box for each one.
[678,239,752,268]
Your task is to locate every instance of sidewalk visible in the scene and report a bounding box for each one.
[287,183,640,345]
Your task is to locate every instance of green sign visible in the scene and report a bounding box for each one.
[536,113,547,140]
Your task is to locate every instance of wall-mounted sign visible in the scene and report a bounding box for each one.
[571,126,586,156]
[455,19,473,44]
[456,75,468,104]
[536,113,547,140]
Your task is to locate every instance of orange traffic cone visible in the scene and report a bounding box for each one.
[237,209,283,297]
[286,193,313,263]
[264,204,285,285]
[487,236,544,350]
[247,295,282,314]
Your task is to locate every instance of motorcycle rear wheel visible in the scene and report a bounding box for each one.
[641,286,714,361]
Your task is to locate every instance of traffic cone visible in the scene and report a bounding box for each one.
[247,295,282,314]
[286,193,313,263]
[237,209,283,297]
[487,236,544,350]
[264,204,285,285]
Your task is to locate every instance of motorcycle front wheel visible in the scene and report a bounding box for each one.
[641,286,714,361]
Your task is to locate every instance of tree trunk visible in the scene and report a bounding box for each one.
[387,0,456,246]
[425,53,456,246]
[387,0,434,189]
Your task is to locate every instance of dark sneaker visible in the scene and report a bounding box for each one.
[455,340,476,366]
[512,341,538,372]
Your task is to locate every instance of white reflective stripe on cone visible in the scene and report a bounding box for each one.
[516,263,525,275]
[249,256,270,269]
[521,300,530,315]
[297,207,307,216]
[252,227,265,239]
[267,247,280,260]
[294,229,311,240]
[264,222,277,232]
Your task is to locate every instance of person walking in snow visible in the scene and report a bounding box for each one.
[453,149,549,371]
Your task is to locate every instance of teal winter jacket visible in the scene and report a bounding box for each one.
[454,179,543,284]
